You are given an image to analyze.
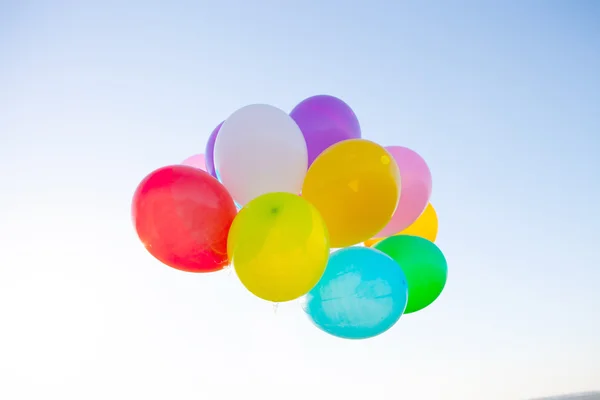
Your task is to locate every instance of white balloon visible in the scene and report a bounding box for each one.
[214,104,308,206]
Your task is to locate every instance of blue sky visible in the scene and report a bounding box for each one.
[0,1,599,399]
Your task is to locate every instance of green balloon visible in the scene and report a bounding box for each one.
[374,235,447,314]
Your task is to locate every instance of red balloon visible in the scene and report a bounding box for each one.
[132,165,237,273]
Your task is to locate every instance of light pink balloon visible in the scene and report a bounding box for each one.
[373,146,432,238]
[181,154,206,170]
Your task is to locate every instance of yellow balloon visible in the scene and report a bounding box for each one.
[302,139,401,248]
[227,192,330,302]
[365,203,439,247]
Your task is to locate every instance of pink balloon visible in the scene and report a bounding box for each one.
[181,154,206,170]
[373,146,432,238]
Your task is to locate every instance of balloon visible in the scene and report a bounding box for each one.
[290,95,361,165]
[214,104,308,206]
[304,247,408,340]
[302,139,401,248]
[365,203,438,247]
[132,165,237,273]
[374,235,447,314]
[228,192,329,302]
[181,154,206,170]
[204,122,224,179]
[373,146,432,238]
[364,238,379,247]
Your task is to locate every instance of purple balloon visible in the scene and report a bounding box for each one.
[204,121,224,179]
[290,95,361,165]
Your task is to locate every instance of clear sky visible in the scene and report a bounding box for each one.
[1,1,599,399]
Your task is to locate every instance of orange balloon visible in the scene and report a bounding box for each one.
[365,203,439,246]
[364,237,380,247]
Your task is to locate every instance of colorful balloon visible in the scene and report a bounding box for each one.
[304,247,408,340]
[302,139,401,248]
[181,154,206,170]
[132,165,237,273]
[365,203,438,247]
[374,235,447,314]
[228,192,329,302]
[372,146,432,238]
[290,95,361,165]
[204,121,224,179]
[214,105,308,206]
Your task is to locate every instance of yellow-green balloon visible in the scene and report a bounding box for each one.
[227,192,330,303]
[374,235,447,314]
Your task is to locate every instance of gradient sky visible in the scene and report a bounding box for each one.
[1,1,599,399]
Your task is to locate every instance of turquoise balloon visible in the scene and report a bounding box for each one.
[303,247,408,340]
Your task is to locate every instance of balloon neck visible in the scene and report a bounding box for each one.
[272,302,279,314]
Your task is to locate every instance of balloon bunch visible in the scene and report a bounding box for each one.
[132,95,447,340]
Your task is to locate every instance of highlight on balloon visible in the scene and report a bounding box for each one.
[131,94,448,340]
